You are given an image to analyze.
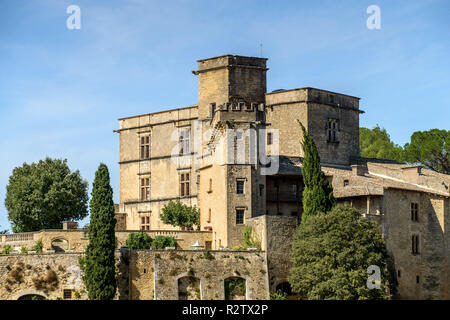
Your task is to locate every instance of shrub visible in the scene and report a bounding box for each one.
[203,251,215,260]
[151,235,176,249]
[2,245,12,254]
[125,232,153,250]
[270,290,287,300]
[242,226,260,249]
[225,277,246,299]
[20,246,28,254]
[32,238,43,254]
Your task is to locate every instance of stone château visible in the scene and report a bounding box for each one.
[1,55,449,300]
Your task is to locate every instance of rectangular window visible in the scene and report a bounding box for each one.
[411,202,419,222]
[259,184,264,197]
[416,276,420,284]
[207,208,211,223]
[140,136,150,159]
[63,289,72,300]
[267,132,273,145]
[236,180,244,194]
[412,235,419,254]
[180,173,190,197]
[397,270,401,278]
[141,216,150,230]
[140,178,150,201]
[327,119,338,142]
[236,209,244,225]
[179,130,190,156]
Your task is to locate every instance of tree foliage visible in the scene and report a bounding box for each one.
[289,204,390,300]
[124,232,176,250]
[298,120,336,223]
[5,158,88,233]
[404,129,450,174]
[125,232,152,249]
[151,235,176,249]
[84,163,116,300]
[160,200,200,229]
[360,126,405,162]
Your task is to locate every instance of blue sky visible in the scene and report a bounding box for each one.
[0,0,449,231]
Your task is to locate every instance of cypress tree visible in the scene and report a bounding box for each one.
[84,163,117,300]
[298,120,336,223]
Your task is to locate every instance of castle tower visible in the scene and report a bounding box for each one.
[193,55,269,249]
[193,55,268,120]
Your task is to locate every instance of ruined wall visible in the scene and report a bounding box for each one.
[0,253,86,300]
[0,251,129,300]
[129,250,269,300]
[246,215,298,292]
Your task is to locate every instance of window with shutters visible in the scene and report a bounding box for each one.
[141,216,150,230]
[180,173,190,197]
[140,136,150,159]
[140,177,150,201]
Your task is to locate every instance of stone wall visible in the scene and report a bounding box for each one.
[0,253,87,300]
[0,251,129,300]
[1,229,212,253]
[382,189,449,299]
[247,215,298,291]
[129,250,269,300]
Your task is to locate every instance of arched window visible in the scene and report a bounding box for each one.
[224,277,246,300]
[178,276,201,300]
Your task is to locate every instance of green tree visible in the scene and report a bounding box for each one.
[359,126,405,162]
[151,235,176,249]
[160,200,200,229]
[404,129,450,174]
[84,163,116,300]
[289,204,390,300]
[5,158,88,233]
[298,120,335,223]
[125,232,153,249]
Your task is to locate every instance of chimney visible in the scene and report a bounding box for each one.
[402,166,422,184]
[351,164,367,176]
[62,221,78,230]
